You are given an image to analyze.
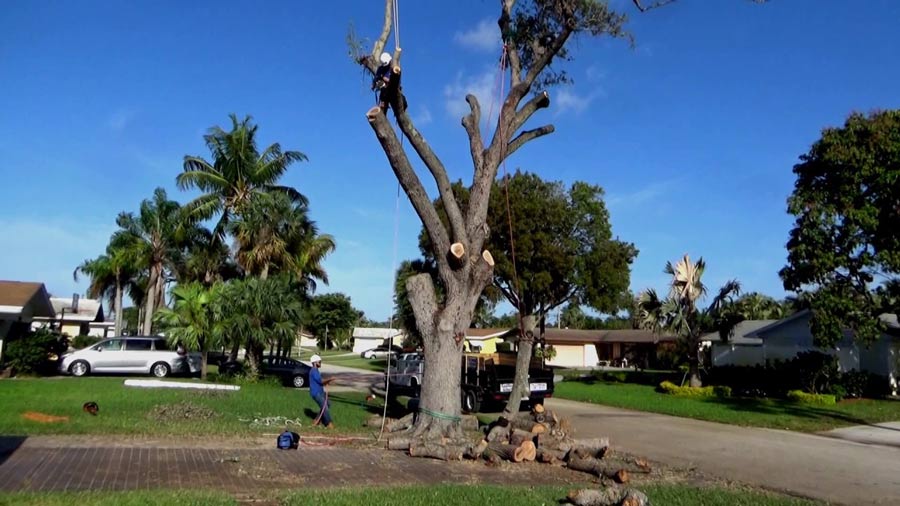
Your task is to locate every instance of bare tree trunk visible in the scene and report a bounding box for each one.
[228,340,240,362]
[688,334,702,387]
[142,265,159,335]
[113,280,123,337]
[246,341,263,378]
[200,350,208,381]
[503,314,538,417]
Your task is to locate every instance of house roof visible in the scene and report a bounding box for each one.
[746,310,900,339]
[466,328,515,340]
[702,320,778,345]
[352,327,404,339]
[541,328,676,344]
[45,297,104,322]
[0,280,55,318]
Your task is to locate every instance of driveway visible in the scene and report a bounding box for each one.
[319,363,383,392]
[547,397,900,505]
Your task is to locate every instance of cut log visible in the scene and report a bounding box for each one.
[620,490,650,506]
[531,423,548,434]
[533,403,545,414]
[485,424,510,443]
[566,487,630,506]
[409,441,464,461]
[567,456,639,482]
[536,447,567,463]
[387,437,411,451]
[365,414,385,428]
[509,414,541,432]
[570,438,610,460]
[466,439,488,459]
[386,412,415,432]
[485,440,534,463]
[509,429,537,447]
[482,250,495,266]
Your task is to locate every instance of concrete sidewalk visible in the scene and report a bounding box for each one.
[821,421,900,449]
[547,397,900,506]
[0,437,588,493]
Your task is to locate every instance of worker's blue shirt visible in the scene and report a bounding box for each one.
[310,367,324,397]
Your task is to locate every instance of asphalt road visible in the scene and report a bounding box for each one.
[547,397,900,506]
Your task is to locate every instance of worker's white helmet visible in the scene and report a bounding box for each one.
[380,52,392,66]
[310,354,322,363]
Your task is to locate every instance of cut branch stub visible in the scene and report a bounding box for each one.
[449,242,466,268]
[482,250,495,266]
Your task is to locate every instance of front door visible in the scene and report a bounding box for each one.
[91,338,126,372]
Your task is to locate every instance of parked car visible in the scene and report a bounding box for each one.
[219,355,311,388]
[58,336,201,378]
[361,345,402,360]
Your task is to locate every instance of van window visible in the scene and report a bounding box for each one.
[153,339,170,351]
[98,339,124,351]
[126,339,152,351]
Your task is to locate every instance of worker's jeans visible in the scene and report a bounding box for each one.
[312,392,332,426]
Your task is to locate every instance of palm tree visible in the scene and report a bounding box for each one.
[177,228,239,286]
[74,240,140,337]
[154,283,217,380]
[228,192,335,285]
[637,255,741,387]
[177,114,308,237]
[114,187,195,335]
[736,292,785,320]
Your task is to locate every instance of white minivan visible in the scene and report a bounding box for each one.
[59,336,200,378]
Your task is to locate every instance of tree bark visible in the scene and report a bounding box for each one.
[509,428,537,447]
[567,487,650,506]
[570,438,610,460]
[113,280,123,337]
[689,334,702,387]
[142,264,159,335]
[567,456,631,482]
[503,315,538,417]
[200,350,208,381]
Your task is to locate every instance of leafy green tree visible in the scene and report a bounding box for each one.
[637,255,741,387]
[178,114,308,237]
[780,110,900,346]
[177,228,239,286]
[213,275,304,377]
[732,292,785,320]
[114,188,196,335]
[74,237,142,336]
[154,283,218,380]
[304,293,362,350]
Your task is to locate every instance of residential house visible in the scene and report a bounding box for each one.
[540,328,677,368]
[464,328,514,354]
[704,320,777,367]
[706,310,900,395]
[0,281,55,364]
[32,297,113,338]
[352,327,404,353]
[296,330,317,349]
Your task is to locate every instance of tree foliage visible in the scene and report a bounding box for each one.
[154,283,217,380]
[780,110,900,346]
[303,293,363,349]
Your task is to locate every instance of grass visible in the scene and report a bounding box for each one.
[0,377,382,436]
[0,485,823,506]
[555,379,900,432]
[322,354,390,372]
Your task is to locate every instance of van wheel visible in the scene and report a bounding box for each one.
[462,390,480,414]
[151,362,170,378]
[70,360,90,377]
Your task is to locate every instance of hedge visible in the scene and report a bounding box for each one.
[786,390,837,405]
[659,381,732,398]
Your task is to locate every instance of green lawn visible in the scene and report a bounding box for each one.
[323,354,390,372]
[0,485,824,506]
[0,377,382,436]
[555,379,900,432]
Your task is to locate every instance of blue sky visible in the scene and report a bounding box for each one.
[1,0,898,322]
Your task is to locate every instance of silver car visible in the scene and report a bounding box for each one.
[59,336,200,378]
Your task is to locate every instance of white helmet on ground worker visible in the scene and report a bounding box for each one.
[310,354,322,364]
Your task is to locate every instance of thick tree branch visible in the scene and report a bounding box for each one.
[512,91,550,135]
[469,251,496,301]
[632,0,677,12]
[499,0,522,87]
[372,0,393,61]
[462,95,485,171]
[395,106,468,245]
[407,273,440,338]
[507,125,554,158]
[367,108,450,259]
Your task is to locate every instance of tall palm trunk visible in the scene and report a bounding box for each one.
[113,279,124,336]
[142,265,159,335]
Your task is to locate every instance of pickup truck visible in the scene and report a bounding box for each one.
[386,351,554,413]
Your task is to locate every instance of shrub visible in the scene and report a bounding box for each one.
[658,381,730,398]
[787,390,837,405]
[839,370,869,399]
[3,328,68,375]
[72,335,101,350]
[602,371,628,383]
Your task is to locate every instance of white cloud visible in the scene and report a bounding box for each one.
[453,18,500,52]
[606,180,678,210]
[443,69,497,118]
[413,105,433,126]
[554,88,603,116]
[585,65,606,82]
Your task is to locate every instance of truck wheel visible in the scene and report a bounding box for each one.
[462,389,480,414]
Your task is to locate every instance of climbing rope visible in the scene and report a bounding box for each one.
[378,182,403,439]
[392,0,401,51]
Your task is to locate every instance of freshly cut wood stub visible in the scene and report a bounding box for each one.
[531,423,547,434]
[482,250,495,266]
[366,107,382,122]
[533,403,545,414]
[519,440,537,462]
[450,242,466,259]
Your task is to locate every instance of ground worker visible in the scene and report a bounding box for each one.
[309,354,334,429]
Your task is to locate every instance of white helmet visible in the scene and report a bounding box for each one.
[379,52,392,66]
[310,354,322,363]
